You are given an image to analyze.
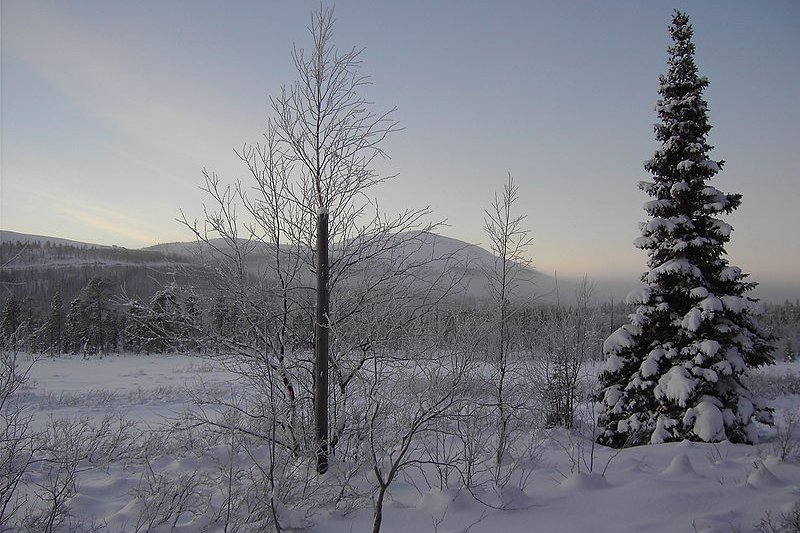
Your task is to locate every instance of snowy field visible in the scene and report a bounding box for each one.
[9,353,800,532]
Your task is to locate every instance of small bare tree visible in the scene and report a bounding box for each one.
[530,277,600,429]
[269,6,404,473]
[359,338,473,533]
[482,174,534,478]
[0,350,38,531]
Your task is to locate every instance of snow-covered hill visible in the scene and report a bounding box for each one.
[0,229,116,249]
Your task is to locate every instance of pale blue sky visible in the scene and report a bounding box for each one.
[2,1,798,295]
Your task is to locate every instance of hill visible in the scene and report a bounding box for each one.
[0,231,197,310]
[2,229,548,307]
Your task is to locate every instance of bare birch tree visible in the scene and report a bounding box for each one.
[181,5,454,478]
[482,174,534,477]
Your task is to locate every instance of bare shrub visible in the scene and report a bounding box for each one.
[769,410,800,462]
[0,351,37,531]
[130,461,209,533]
[526,278,601,430]
[754,502,800,533]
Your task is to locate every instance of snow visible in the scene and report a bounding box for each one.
[655,366,697,406]
[649,416,677,444]
[698,340,721,356]
[721,295,750,314]
[681,307,703,332]
[746,462,785,489]
[684,397,726,442]
[698,160,721,173]
[625,286,651,305]
[710,218,733,238]
[559,472,611,490]
[603,325,639,355]
[670,181,691,196]
[643,199,673,212]
[671,240,688,252]
[605,353,625,373]
[640,348,664,378]
[638,180,656,193]
[659,452,699,477]
[633,235,653,249]
[643,216,676,234]
[703,201,725,211]
[699,295,723,314]
[702,185,726,202]
[719,266,741,281]
[690,287,709,298]
[11,354,800,533]
[692,367,719,383]
[646,258,701,284]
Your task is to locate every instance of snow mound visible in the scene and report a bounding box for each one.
[496,484,533,509]
[559,472,611,491]
[660,453,700,477]
[746,462,784,489]
[416,488,472,513]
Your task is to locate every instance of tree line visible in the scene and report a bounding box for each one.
[0,277,203,355]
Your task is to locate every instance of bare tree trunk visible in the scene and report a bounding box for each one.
[372,484,386,533]
[315,209,330,474]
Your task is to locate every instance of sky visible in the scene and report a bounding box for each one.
[2,1,799,298]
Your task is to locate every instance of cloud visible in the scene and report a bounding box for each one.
[6,183,160,246]
[2,1,257,175]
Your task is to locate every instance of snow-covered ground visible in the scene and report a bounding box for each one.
[22,354,236,428]
[13,354,800,532]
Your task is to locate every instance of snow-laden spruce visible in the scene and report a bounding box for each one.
[596,11,774,448]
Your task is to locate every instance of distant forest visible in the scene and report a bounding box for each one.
[1,239,196,308]
[0,240,210,354]
[1,238,799,359]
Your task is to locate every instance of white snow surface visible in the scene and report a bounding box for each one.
[14,354,800,533]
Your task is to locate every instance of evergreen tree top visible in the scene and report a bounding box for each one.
[662,18,706,97]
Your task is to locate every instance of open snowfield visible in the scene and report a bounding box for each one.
[10,354,800,532]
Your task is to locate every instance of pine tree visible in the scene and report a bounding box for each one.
[47,292,65,355]
[596,11,774,448]
[81,277,111,354]
[1,296,22,341]
[65,298,85,354]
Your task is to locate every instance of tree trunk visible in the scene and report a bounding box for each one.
[315,209,330,474]
[372,485,386,533]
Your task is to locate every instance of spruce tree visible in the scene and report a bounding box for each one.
[596,11,774,447]
[1,296,22,342]
[65,298,85,354]
[47,292,65,355]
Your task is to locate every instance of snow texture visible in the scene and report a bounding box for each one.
[625,287,651,305]
[684,397,726,442]
[655,366,697,406]
[16,354,800,533]
[646,259,701,284]
[659,452,699,477]
[719,266,741,281]
[603,325,639,356]
[681,308,703,332]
